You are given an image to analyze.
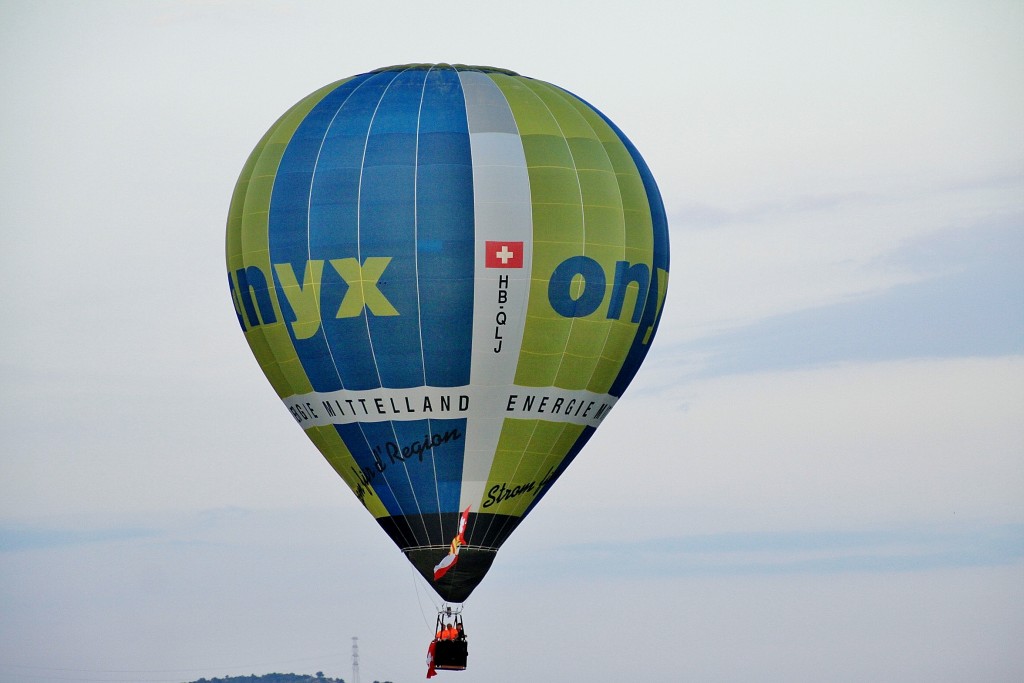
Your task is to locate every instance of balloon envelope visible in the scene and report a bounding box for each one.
[226,64,669,602]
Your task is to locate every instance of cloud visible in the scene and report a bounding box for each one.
[676,219,1024,377]
[0,525,156,552]
[519,524,1024,578]
[664,175,1023,346]
[536,356,1024,536]
[2,505,1022,683]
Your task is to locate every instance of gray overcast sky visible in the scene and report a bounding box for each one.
[1,1,1022,682]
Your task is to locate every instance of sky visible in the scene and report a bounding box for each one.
[1,1,1022,681]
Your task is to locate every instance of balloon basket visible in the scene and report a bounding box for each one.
[432,606,468,671]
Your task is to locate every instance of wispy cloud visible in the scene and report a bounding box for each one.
[0,525,157,552]
[674,220,1024,378]
[525,524,1024,578]
[664,176,1023,350]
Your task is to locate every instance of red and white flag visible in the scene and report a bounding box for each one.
[426,640,437,678]
[433,506,472,581]
[485,240,524,268]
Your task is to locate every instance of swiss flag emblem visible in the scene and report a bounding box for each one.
[485,241,524,268]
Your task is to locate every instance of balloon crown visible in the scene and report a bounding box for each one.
[370,63,520,76]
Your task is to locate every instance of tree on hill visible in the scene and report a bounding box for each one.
[186,674,347,683]
[185,673,396,683]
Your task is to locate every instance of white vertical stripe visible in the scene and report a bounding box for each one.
[458,70,533,510]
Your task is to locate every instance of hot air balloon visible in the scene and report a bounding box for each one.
[226,64,669,614]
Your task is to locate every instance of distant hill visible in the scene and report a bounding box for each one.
[184,675,379,683]
[183,672,398,683]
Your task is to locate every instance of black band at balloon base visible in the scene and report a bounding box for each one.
[375,512,524,602]
[406,546,498,603]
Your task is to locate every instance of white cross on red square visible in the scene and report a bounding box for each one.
[484,240,524,268]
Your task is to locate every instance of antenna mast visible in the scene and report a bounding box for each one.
[351,636,361,683]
